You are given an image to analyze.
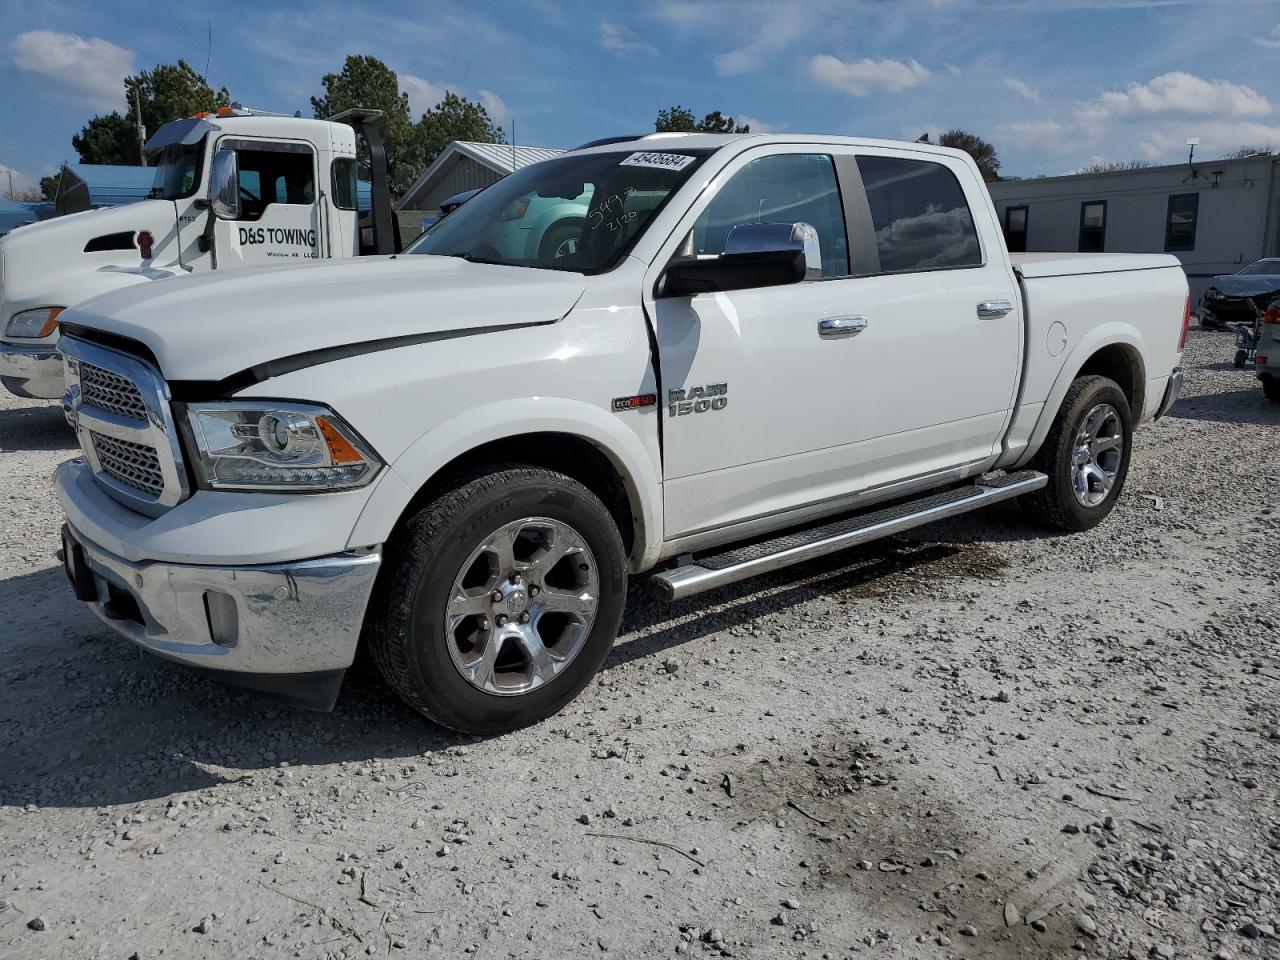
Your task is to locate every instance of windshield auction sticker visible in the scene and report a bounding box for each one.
[619,152,696,171]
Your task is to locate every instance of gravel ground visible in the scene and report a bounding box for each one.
[1,329,1277,960]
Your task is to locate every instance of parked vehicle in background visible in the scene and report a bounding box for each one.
[1201,258,1280,330]
[0,104,398,400]
[437,188,481,218]
[52,133,1188,734]
[1255,299,1280,402]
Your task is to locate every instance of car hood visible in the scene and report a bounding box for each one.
[61,255,587,382]
[1209,274,1280,298]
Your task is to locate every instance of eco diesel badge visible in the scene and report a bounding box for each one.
[668,383,728,416]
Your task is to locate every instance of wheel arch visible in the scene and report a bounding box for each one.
[347,399,664,571]
[1015,326,1147,468]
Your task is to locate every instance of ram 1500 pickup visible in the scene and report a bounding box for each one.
[53,134,1189,733]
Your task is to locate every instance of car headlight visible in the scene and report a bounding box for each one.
[5,306,64,338]
[182,402,382,491]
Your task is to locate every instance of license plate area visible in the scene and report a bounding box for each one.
[62,527,98,602]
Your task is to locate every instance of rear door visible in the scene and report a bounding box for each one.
[211,139,324,268]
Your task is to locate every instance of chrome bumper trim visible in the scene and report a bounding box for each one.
[1155,367,1182,420]
[0,341,63,399]
[62,524,381,675]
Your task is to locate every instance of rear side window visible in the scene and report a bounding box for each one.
[855,156,982,272]
[693,153,849,278]
[332,157,358,211]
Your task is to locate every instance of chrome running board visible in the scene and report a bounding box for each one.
[649,471,1047,602]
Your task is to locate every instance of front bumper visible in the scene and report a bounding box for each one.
[1154,366,1183,420]
[0,341,63,399]
[60,521,381,709]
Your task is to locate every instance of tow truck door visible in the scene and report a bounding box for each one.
[209,138,325,269]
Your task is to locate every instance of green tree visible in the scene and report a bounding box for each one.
[71,61,228,165]
[655,105,750,133]
[71,112,139,165]
[312,55,418,194]
[413,92,504,179]
[936,129,1001,182]
[40,173,61,200]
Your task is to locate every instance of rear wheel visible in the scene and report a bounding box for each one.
[1234,349,1250,369]
[1026,375,1133,531]
[365,466,627,734]
[1263,376,1280,404]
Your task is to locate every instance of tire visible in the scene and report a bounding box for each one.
[1025,375,1133,532]
[365,466,627,734]
[1264,376,1280,404]
[538,220,584,261]
[1234,349,1249,369]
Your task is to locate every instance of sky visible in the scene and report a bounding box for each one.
[2,0,1280,193]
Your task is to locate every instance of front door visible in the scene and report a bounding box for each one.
[210,138,324,269]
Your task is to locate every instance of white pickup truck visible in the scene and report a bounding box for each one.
[0,105,400,400]
[53,133,1188,733]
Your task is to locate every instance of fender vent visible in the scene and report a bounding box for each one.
[84,231,135,253]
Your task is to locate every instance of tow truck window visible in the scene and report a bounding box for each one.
[232,147,315,221]
[148,142,204,200]
[332,158,358,211]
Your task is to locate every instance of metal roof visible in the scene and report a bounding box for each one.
[396,140,565,210]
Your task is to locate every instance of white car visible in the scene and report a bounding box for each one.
[53,133,1188,732]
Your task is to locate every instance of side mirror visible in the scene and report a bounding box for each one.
[661,221,821,297]
[209,149,240,220]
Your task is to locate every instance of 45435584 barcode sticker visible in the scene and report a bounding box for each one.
[619,152,696,171]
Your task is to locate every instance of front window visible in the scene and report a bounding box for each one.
[148,141,205,200]
[406,149,712,273]
[1238,258,1280,276]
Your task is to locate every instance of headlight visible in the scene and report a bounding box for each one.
[182,402,382,492]
[5,306,64,338]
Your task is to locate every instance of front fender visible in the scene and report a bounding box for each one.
[346,396,664,571]
[1013,321,1146,468]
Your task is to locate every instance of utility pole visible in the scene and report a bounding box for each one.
[134,85,146,165]
[6,170,13,201]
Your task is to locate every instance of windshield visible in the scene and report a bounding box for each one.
[1238,259,1280,276]
[406,148,712,273]
[148,140,205,200]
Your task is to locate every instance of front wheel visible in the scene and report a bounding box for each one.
[1234,349,1250,369]
[1026,375,1133,531]
[365,466,627,734]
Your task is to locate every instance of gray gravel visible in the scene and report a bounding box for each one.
[1,329,1277,959]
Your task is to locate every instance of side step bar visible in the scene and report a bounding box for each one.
[650,470,1047,602]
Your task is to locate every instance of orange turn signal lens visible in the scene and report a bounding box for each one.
[316,416,364,464]
[37,307,64,338]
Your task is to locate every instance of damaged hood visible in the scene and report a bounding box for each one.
[60,255,586,382]
[1208,274,1280,300]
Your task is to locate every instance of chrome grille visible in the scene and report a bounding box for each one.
[91,432,164,497]
[80,362,148,421]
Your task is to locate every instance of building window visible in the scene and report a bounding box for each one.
[1079,200,1106,253]
[1165,193,1198,252]
[1004,205,1028,253]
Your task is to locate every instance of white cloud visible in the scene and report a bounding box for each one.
[735,113,781,134]
[1257,24,1280,49]
[1137,120,1280,161]
[399,74,450,116]
[0,163,36,197]
[9,31,133,111]
[1079,71,1271,122]
[599,21,657,57]
[478,90,509,125]
[945,63,963,78]
[1003,77,1040,104]
[809,54,930,96]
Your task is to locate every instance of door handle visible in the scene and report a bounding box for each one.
[977,299,1013,319]
[818,315,869,338]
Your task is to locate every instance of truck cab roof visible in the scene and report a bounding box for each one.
[569,132,976,164]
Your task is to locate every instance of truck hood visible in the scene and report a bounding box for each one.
[61,255,587,383]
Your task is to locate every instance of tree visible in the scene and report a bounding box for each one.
[937,130,1001,182]
[71,60,228,165]
[71,112,141,165]
[1220,144,1273,159]
[655,105,750,133]
[412,92,505,186]
[1075,160,1150,174]
[40,174,61,201]
[312,55,418,194]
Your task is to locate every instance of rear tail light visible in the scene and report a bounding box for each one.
[1257,355,1268,366]
[1263,304,1280,325]
[1178,293,1191,350]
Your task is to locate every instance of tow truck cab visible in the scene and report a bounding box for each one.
[0,105,397,399]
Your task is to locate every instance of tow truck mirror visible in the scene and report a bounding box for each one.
[209,149,240,221]
[660,221,820,297]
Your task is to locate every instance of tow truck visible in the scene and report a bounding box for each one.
[0,105,399,399]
